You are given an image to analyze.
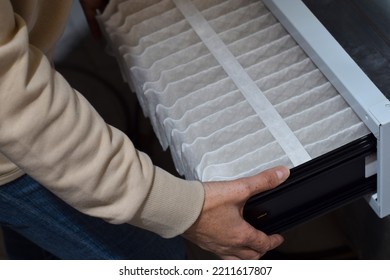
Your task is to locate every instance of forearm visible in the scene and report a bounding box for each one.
[0,7,204,238]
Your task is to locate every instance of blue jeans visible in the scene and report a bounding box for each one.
[0,175,186,259]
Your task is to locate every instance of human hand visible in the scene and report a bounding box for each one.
[183,166,290,260]
[79,0,109,39]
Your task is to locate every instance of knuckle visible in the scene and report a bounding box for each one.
[253,235,272,251]
[242,184,253,197]
[263,171,279,189]
[235,233,250,245]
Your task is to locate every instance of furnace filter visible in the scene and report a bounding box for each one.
[97,0,370,181]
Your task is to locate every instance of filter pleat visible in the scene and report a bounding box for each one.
[98,0,370,181]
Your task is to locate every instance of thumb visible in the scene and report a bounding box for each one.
[243,166,290,199]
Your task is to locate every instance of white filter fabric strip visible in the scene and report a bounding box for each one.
[97,0,370,181]
[172,0,311,166]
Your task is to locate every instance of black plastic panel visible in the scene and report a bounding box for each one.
[243,134,377,234]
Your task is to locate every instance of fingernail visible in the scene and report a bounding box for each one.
[276,168,288,180]
[276,170,284,180]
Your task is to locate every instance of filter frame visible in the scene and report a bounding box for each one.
[243,134,377,234]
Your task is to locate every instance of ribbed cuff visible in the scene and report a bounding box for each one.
[131,166,205,238]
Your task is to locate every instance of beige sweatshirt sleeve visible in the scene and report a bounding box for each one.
[0,1,204,238]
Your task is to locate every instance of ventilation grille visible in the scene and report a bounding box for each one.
[98,0,370,181]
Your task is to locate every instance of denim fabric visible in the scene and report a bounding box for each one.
[0,175,186,260]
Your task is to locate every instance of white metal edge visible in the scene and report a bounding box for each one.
[263,0,389,136]
[369,108,390,217]
[263,0,390,217]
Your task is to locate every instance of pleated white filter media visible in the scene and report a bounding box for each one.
[98,0,370,181]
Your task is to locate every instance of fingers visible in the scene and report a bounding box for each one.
[219,226,284,260]
[185,166,288,260]
[221,249,262,260]
[79,0,109,39]
[220,233,284,260]
[252,233,284,253]
[243,166,290,199]
[244,225,284,254]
